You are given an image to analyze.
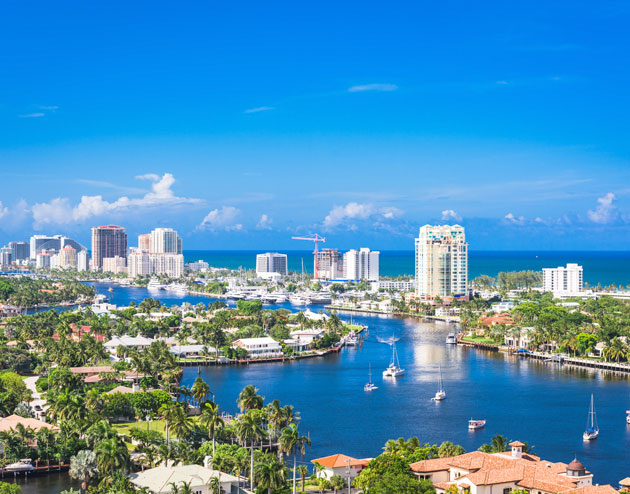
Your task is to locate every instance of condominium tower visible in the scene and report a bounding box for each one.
[415,224,468,298]
[149,228,182,254]
[256,252,288,276]
[91,225,128,270]
[343,248,380,281]
[543,263,583,295]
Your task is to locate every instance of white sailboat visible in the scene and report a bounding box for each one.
[431,366,446,401]
[583,393,599,441]
[364,363,378,391]
[383,336,405,377]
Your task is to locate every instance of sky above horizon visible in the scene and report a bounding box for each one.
[1,1,630,250]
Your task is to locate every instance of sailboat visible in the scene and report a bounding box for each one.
[583,393,599,441]
[383,336,405,377]
[364,363,378,391]
[431,366,446,401]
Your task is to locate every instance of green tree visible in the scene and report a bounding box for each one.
[69,450,98,494]
[279,423,311,494]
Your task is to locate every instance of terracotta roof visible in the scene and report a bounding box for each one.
[311,454,370,469]
[509,441,526,447]
[565,486,619,494]
[619,477,630,487]
[0,415,59,433]
[568,458,585,471]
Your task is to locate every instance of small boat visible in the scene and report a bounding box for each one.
[468,419,486,430]
[107,287,114,292]
[583,393,599,441]
[446,333,457,344]
[346,332,358,346]
[383,336,405,377]
[5,459,34,472]
[364,363,378,392]
[431,366,446,401]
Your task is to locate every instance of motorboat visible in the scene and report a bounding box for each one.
[147,279,164,291]
[345,332,358,346]
[364,363,378,392]
[468,419,486,430]
[446,333,458,344]
[431,366,446,401]
[583,393,599,441]
[383,336,405,377]
[5,459,34,472]
[626,410,630,424]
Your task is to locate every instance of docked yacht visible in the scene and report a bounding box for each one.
[289,294,311,306]
[345,332,358,346]
[431,366,446,401]
[166,283,188,295]
[5,459,34,472]
[147,279,163,291]
[364,363,378,392]
[446,333,458,344]
[383,337,405,377]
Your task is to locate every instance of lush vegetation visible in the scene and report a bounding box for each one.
[0,276,94,307]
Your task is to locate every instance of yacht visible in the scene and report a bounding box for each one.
[5,459,34,472]
[446,333,458,344]
[431,366,446,401]
[289,294,311,306]
[345,332,358,346]
[583,394,599,441]
[274,294,288,303]
[166,283,188,295]
[626,410,630,424]
[147,279,163,291]
[468,419,486,430]
[383,336,405,377]
[364,363,378,392]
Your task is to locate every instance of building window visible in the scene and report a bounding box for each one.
[503,489,511,494]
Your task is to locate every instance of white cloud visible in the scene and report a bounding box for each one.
[257,214,272,230]
[348,83,398,93]
[441,209,462,221]
[199,206,242,231]
[19,113,45,118]
[324,202,402,228]
[496,80,509,85]
[39,105,59,111]
[135,173,160,181]
[587,192,617,224]
[0,201,8,219]
[31,173,200,227]
[504,212,526,225]
[244,106,275,114]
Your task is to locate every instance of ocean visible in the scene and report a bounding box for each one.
[185,250,630,287]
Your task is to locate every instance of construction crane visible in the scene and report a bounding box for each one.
[291,234,326,280]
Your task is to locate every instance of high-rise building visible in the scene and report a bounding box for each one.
[0,247,12,266]
[343,248,380,281]
[256,253,288,276]
[103,256,127,274]
[316,248,343,280]
[138,234,151,252]
[36,252,52,269]
[149,228,182,254]
[29,235,85,259]
[128,251,184,278]
[415,224,468,298]
[91,225,128,271]
[77,250,89,272]
[9,242,29,262]
[58,245,78,269]
[543,263,583,295]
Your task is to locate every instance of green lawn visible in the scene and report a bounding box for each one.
[462,336,497,345]
[113,419,168,437]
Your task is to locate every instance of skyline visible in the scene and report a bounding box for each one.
[2,1,630,249]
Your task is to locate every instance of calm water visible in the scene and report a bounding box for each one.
[185,250,630,286]
[15,282,630,491]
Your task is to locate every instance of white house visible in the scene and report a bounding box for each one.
[129,464,242,494]
[169,345,216,358]
[311,454,371,480]
[504,327,535,349]
[233,337,282,358]
[104,335,153,353]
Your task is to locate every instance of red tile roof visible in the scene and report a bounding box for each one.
[311,454,370,469]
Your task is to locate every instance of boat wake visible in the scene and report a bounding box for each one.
[376,335,400,345]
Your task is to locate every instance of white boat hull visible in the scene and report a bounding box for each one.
[583,431,599,441]
[432,392,446,401]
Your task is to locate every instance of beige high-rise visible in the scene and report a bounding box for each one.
[415,224,468,298]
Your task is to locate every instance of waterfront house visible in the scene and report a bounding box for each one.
[104,335,154,353]
[491,301,516,313]
[129,463,243,494]
[311,454,371,480]
[504,327,535,349]
[169,344,215,359]
[233,337,282,358]
[0,415,59,453]
[410,441,617,494]
[478,313,516,327]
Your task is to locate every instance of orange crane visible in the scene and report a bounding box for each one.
[291,234,326,280]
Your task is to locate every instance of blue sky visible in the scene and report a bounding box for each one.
[1,1,630,250]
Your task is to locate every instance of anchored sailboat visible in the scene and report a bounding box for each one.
[431,366,446,401]
[364,363,378,391]
[383,336,405,377]
[583,393,599,441]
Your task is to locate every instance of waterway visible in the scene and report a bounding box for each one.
[15,282,630,491]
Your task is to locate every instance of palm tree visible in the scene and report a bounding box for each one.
[265,400,283,448]
[95,437,130,475]
[191,377,210,407]
[237,385,264,413]
[236,410,265,489]
[169,404,193,440]
[330,474,346,494]
[256,458,286,494]
[69,450,98,494]
[158,402,178,447]
[199,401,224,455]
[296,465,309,493]
[169,481,194,494]
[279,423,311,494]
